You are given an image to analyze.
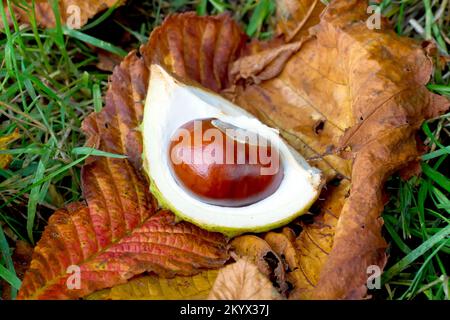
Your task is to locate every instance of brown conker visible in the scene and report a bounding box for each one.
[168,118,284,207]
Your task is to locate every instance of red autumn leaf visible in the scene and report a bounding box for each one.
[18,197,227,299]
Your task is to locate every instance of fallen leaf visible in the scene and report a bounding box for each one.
[2,0,124,29]
[208,259,282,300]
[18,203,227,299]
[0,240,33,300]
[230,0,449,299]
[18,1,450,300]
[86,270,218,300]
[264,181,349,299]
[275,0,326,41]
[0,129,20,169]
[229,40,304,85]
[141,12,246,94]
[231,235,287,294]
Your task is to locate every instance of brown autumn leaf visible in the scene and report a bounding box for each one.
[208,259,282,300]
[229,0,449,299]
[275,0,326,41]
[86,270,219,300]
[96,49,122,72]
[1,0,124,29]
[0,240,33,300]
[0,129,20,169]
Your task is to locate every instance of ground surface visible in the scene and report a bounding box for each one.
[0,0,449,300]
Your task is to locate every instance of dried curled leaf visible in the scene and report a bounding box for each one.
[141,12,246,93]
[264,181,349,299]
[208,259,282,300]
[96,49,122,72]
[0,129,20,169]
[2,0,124,29]
[230,0,449,299]
[86,270,219,300]
[275,0,325,41]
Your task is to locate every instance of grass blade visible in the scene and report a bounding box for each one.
[382,224,450,283]
[92,83,103,113]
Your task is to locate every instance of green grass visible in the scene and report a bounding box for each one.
[0,0,448,300]
[375,0,450,300]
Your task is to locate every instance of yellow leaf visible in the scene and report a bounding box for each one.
[86,270,218,300]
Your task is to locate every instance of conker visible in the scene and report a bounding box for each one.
[168,118,284,207]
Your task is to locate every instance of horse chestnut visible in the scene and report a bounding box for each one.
[168,118,284,207]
